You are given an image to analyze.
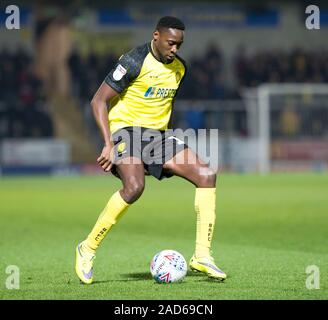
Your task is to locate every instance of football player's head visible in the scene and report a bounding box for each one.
[153,16,185,64]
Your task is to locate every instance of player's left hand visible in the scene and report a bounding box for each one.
[97,143,114,172]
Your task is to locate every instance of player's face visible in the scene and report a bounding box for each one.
[153,28,184,63]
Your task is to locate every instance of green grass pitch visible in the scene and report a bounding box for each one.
[0,173,327,300]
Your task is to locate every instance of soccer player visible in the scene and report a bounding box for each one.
[75,16,227,284]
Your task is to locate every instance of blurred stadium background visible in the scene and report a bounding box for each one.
[1,0,328,175]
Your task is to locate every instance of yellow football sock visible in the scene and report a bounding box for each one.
[194,188,216,258]
[83,191,129,252]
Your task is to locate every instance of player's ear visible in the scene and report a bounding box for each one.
[153,30,159,41]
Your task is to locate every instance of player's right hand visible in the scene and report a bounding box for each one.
[97,143,114,172]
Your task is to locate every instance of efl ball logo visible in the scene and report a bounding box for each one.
[150,250,187,283]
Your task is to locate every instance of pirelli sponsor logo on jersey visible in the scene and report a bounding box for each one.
[144,87,177,99]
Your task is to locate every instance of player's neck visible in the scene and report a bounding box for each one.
[150,40,165,64]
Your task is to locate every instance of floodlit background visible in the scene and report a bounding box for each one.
[0,1,327,300]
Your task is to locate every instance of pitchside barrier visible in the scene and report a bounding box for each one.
[0,139,71,175]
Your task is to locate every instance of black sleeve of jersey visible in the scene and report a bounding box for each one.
[177,55,187,80]
[174,55,188,98]
[104,43,149,93]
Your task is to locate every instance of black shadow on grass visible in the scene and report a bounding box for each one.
[90,271,227,284]
[87,273,152,285]
[90,280,113,285]
[187,270,206,277]
[120,271,220,280]
[120,272,153,280]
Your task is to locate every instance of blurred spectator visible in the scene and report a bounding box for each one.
[279,105,300,137]
[68,50,117,105]
[0,49,53,139]
[234,47,328,86]
[176,44,229,99]
[185,104,205,130]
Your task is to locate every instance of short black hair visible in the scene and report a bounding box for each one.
[156,16,185,31]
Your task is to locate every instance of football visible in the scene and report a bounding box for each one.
[150,249,187,283]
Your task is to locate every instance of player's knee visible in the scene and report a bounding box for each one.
[122,180,145,203]
[196,167,216,187]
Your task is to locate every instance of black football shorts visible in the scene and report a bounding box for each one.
[110,126,188,180]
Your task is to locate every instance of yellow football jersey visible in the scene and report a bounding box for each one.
[105,42,186,134]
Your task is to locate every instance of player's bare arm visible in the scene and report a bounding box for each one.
[90,82,119,172]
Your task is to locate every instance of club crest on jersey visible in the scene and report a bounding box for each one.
[113,64,127,81]
[117,142,126,153]
[175,71,182,83]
